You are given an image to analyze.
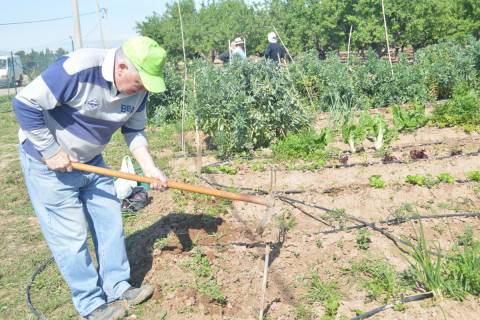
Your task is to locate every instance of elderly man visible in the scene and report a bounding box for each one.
[13,36,167,320]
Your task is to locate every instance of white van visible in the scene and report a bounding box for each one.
[0,55,24,87]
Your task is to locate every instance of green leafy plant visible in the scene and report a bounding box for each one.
[436,172,455,184]
[349,258,402,302]
[304,270,341,320]
[356,229,372,250]
[272,128,332,161]
[432,85,480,132]
[467,171,480,182]
[185,249,226,304]
[405,174,438,188]
[392,103,429,132]
[369,175,386,189]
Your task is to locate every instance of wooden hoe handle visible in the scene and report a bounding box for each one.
[71,162,267,206]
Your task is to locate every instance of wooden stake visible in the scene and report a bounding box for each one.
[177,0,188,156]
[347,25,353,62]
[381,0,394,77]
[193,75,202,175]
[259,244,271,320]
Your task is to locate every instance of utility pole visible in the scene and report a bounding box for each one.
[95,0,106,48]
[71,0,83,49]
[69,36,74,52]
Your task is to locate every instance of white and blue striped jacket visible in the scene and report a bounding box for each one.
[13,48,148,163]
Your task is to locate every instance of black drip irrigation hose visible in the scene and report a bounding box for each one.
[317,212,480,235]
[350,292,434,320]
[26,256,54,320]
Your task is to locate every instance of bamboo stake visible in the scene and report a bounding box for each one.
[71,162,267,206]
[347,25,353,62]
[177,0,188,155]
[193,74,202,175]
[259,244,271,320]
[381,0,394,77]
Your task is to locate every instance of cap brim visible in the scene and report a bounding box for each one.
[139,70,166,93]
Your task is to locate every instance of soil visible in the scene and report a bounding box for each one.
[125,123,480,320]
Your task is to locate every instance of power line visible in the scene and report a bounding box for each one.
[0,11,98,26]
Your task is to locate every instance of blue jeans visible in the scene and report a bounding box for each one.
[19,145,131,317]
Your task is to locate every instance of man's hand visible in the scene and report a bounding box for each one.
[143,166,168,191]
[44,149,73,172]
[131,145,168,191]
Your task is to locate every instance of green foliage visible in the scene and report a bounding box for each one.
[432,85,480,132]
[436,172,455,184]
[192,59,311,158]
[186,249,226,304]
[201,165,238,175]
[467,171,480,182]
[272,128,331,161]
[349,258,403,302]
[304,270,341,319]
[392,102,429,132]
[355,51,427,108]
[356,229,372,250]
[148,64,184,124]
[405,174,439,188]
[404,224,480,300]
[342,112,396,152]
[416,42,478,100]
[369,175,386,189]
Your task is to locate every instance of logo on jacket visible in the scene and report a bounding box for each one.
[121,104,134,113]
[85,99,100,110]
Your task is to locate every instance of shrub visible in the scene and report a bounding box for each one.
[432,85,480,132]
[193,59,311,158]
[416,42,478,100]
[147,63,184,124]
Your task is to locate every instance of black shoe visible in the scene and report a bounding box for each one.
[85,303,127,320]
[120,284,154,305]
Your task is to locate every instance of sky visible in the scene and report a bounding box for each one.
[0,0,187,54]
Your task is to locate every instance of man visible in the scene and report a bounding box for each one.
[264,32,286,64]
[218,37,246,63]
[13,36,167,320]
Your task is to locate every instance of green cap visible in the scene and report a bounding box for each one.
[122,36,167,93]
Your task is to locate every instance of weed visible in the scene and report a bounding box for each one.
[275,209,297,234]
[185,249,226,304]
[369,175,386,189]
[304,270,341,319]
[393,303,406,312]
[201,165,238,175]
[324,208,347,228]
[349,258,402,302]
[316,239,324,248]
[404,223,444,298]
[390,202,418,221]
[467,170,480,182]
[356,229,372,250]
[251,162,266,172]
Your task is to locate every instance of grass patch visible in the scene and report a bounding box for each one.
[348,257,404,303]
[184,249,226,304]
[304,269,341,320]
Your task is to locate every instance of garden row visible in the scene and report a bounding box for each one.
[148,39,480,159]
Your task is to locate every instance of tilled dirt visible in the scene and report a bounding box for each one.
[127,125,480,320]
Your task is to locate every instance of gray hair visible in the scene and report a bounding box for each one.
[115,48,138,74]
